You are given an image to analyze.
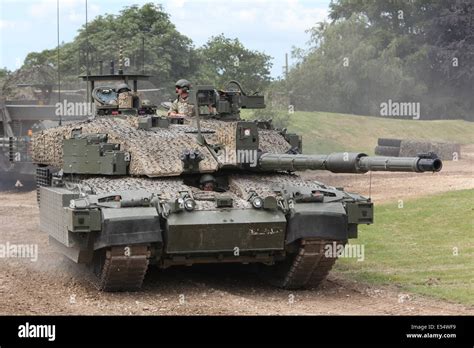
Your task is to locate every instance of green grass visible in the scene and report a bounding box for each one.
[242,110,474,155]
[335,189,474,305]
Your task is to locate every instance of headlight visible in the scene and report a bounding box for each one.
[251,196,263,209]
[184,198,196,211]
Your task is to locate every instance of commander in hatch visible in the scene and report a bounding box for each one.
[168,79,194,117]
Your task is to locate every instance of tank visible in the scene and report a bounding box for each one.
[1,78,88,188]
[31,76,442,291]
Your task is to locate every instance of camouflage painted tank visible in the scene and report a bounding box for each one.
[31,76,442,291]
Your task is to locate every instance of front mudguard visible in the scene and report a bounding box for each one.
[94,207,163,250]
[286,202,351,244]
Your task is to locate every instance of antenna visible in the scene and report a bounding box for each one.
[56,0,62,126]
[192,89,205,146]
[368,171,372,200]
[118,45,124,75]
[85,0,90,111]
[142,36,145,74]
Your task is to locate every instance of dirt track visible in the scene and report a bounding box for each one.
[0,146,472,315]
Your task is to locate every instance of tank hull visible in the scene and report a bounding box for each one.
[37,173,371,291]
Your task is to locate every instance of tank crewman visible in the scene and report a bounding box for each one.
[168,79,194,117]
[199,174,217,192]
[116,83,133,108]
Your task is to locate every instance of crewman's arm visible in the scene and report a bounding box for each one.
[168,99,181,117]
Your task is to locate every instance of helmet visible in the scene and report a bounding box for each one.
[175,79,192,92]
[199,174,216,185]
[116,83,131,93]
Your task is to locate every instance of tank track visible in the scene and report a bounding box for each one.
[263,238,345,289]
[94,244,150,292]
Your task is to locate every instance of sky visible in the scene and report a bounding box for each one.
[0,0,331,78]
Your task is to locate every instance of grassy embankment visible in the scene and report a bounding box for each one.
[243,109,474,154]
[336,189,473,305]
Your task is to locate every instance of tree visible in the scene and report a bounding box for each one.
[285,0,473,120]
[287,16,424,115]
[0,68,10,78]
[17,4,274,101]
[195,34,272,92]
[20,3,196,92]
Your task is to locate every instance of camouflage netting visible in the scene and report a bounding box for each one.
[201,121,292,165]
[203,120,238,165]
[75,174,321,211]
[399,140,461,160]
[32,116,294,177]
[229,173,322,198]
[32,116,219,177]
[258,129,292,153]
[2,65,56,100]
[76,176,252,210]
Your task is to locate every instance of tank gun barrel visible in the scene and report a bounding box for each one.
[257,152,442,173]
[357,154,442,173]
